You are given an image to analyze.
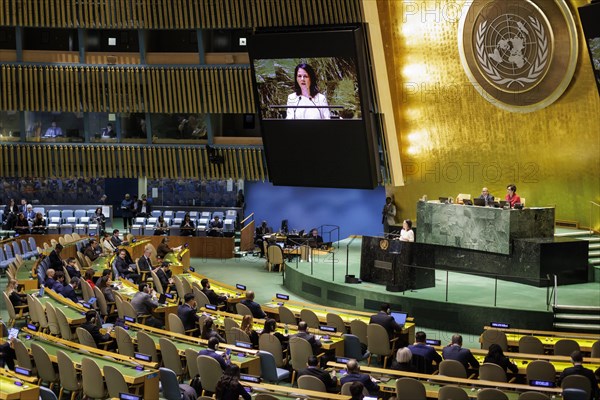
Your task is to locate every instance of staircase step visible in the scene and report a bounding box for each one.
[554,304,600,312]
[590,258,600,267]
[589,250,600,257]
[579,237,600,243]
[553,322,600,331]
[590,243,600,250]
[554,313,600,321]
[554,231,589,237]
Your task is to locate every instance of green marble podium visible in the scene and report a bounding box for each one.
[416,202,555,255]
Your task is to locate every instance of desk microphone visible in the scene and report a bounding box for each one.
[294,96,301,119]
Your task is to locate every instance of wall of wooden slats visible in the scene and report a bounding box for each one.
[0,143,266,180]
[0,0,363,28]
[0,64,254,113]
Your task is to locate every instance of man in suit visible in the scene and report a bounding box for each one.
[340,359,380,395]
[408,331,443,373]
[369,303,402,340]
[442,334,479,371]
[135,199,152,218]
[198,337,230,370]
[60,277,80,303]
[114,249,140,283]
[48,243,65,272]
[201,278,227,305]
[155,262,174,292]
[131,283,163,328]
[84,240,102,262]
[81,311,116,350]
[64,257,81,279]
[240,290,266,319]
[51,271,66,293]
[138,247,153,272]
[24,204,35,221]
[178,293,199,334]
[477,187,495,206]
[559,350,599,400]
[110,229,129,247]
[298,355,338,393]
[44,268,56,289]
[291,321,322,355]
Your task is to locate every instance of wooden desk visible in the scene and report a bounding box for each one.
[0,371,39,400]
[162,248,189,275]
[243,381,350,400]
[90,255,112,276]
[16,260,37,291]
[125,322,261,375]
[327,361,563,399]
[199,308,345,356]
[483,326,600,353]
[146,235,234,259]
[182,271,247,304]
[120,239,151,262]
[262,298,416,343]
[20,329,159,398]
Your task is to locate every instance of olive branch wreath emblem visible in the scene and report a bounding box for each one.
[476,16,548,88]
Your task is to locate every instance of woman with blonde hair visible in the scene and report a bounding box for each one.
[391,347,416,372]
[240,314,259,348]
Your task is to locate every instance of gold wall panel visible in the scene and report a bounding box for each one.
[378,0,600,229]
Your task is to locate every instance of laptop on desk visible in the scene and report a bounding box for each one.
[390,311,408,328]
[473,198,486,206]
[438,197,448,203]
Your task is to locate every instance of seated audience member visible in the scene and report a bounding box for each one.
[95,269,111,287]
[261,318,288,348]
[201,318,225,343]
[369,303,402,340]
[308,228,323,248]
[51,271,66,293]
[44,268,57,288]
[135,199,152,218]
[14,213,30,235]
[199,337,230,370]
[81,310,116,350]
[154,216,170,236]
[484,344,518,375]
[215,364,251,400]
[48,244,65,271]
[201,278,227,305]
[131,283,163,328]
[298,355,338,393]
[255,220,272,258]
[505,184,521,208]
[84,268,96,289]
[292,321,322,355]
[154,261,174,292]
[102,232,117,253]
[240,315,259,348]
[399,219,414,242]
[84,239,102,262]
[340,359,380,395]
[391,347,417,372]
[408,331,442,373]
[350,381,366,400]
[157,236,181,259]
[44,121,63,137]
[180,213,195,237]
[208,215,224,237]
[5,279,27,309]
[64,257,81,279]
[442,334,480,371]
[240,290,266,319]
[31,212,46,234]
[137,247,154,272]
[0,338,17,370]
[92,207,106,234]
[478,187,495,206]
[114,249,141,283]
[110,229,129,247]
[60,277,80,303]
[558,350,600,400]
[24,205,35,221]
[178,293,199,334]
[98,276,115,303]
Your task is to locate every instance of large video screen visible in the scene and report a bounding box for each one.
[253,57,362,120]
[578,2,600,94]
[249,27,379,189]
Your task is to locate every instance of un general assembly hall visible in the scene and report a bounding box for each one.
[0,1,599,399]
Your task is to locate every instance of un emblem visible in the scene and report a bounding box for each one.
[459,0,578,112]
[379,239,389,251]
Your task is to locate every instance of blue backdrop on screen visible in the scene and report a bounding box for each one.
[245,182,385,238]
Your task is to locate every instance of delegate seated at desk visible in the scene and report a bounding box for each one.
[478,187,495,206]
[307,228,323,248]
[208,216,224,237]
[44,122,63,138]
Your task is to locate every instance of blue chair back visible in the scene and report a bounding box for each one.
[74,210,86,219]
[562,389,588,400]
[62,210,74,219]
[159,367,182,400]
[12,241,22,256]
[4,244,14,259]
[343,334,369,361]
[258,350,278,382]
[48,210,60,219]
[39,386,58,400]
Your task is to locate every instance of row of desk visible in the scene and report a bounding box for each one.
[482,326,600,354]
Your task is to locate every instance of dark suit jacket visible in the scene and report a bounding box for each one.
[559,365,600,400]
[110,236,123,247]
[84,246,100,262]
[155,268,171,290]
[65,265,81,279]
[483,355,518,374]
[292,331,322,355]
[298,366,338,392]
[198,348,229,370]
[442,345,480,370]
[369,311,401,339]
[157,243,172,259]
[202,288,226,305]
[135,202,152,216]
[48,250,63,271]
[138,256,152,272]
[340,372,379,394]
[177,304,199,331]
[114,257,133,277]
[241,299,266,319]
[408,343,442,373]
[81,322,110,345]
[60,284,78,303]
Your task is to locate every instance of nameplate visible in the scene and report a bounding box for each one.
[374,260,392,270]
[276,293,289,300]
[236,284,246,291]
[490,322,510,328]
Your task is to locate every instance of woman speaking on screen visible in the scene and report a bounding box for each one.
[286,63,331,120]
